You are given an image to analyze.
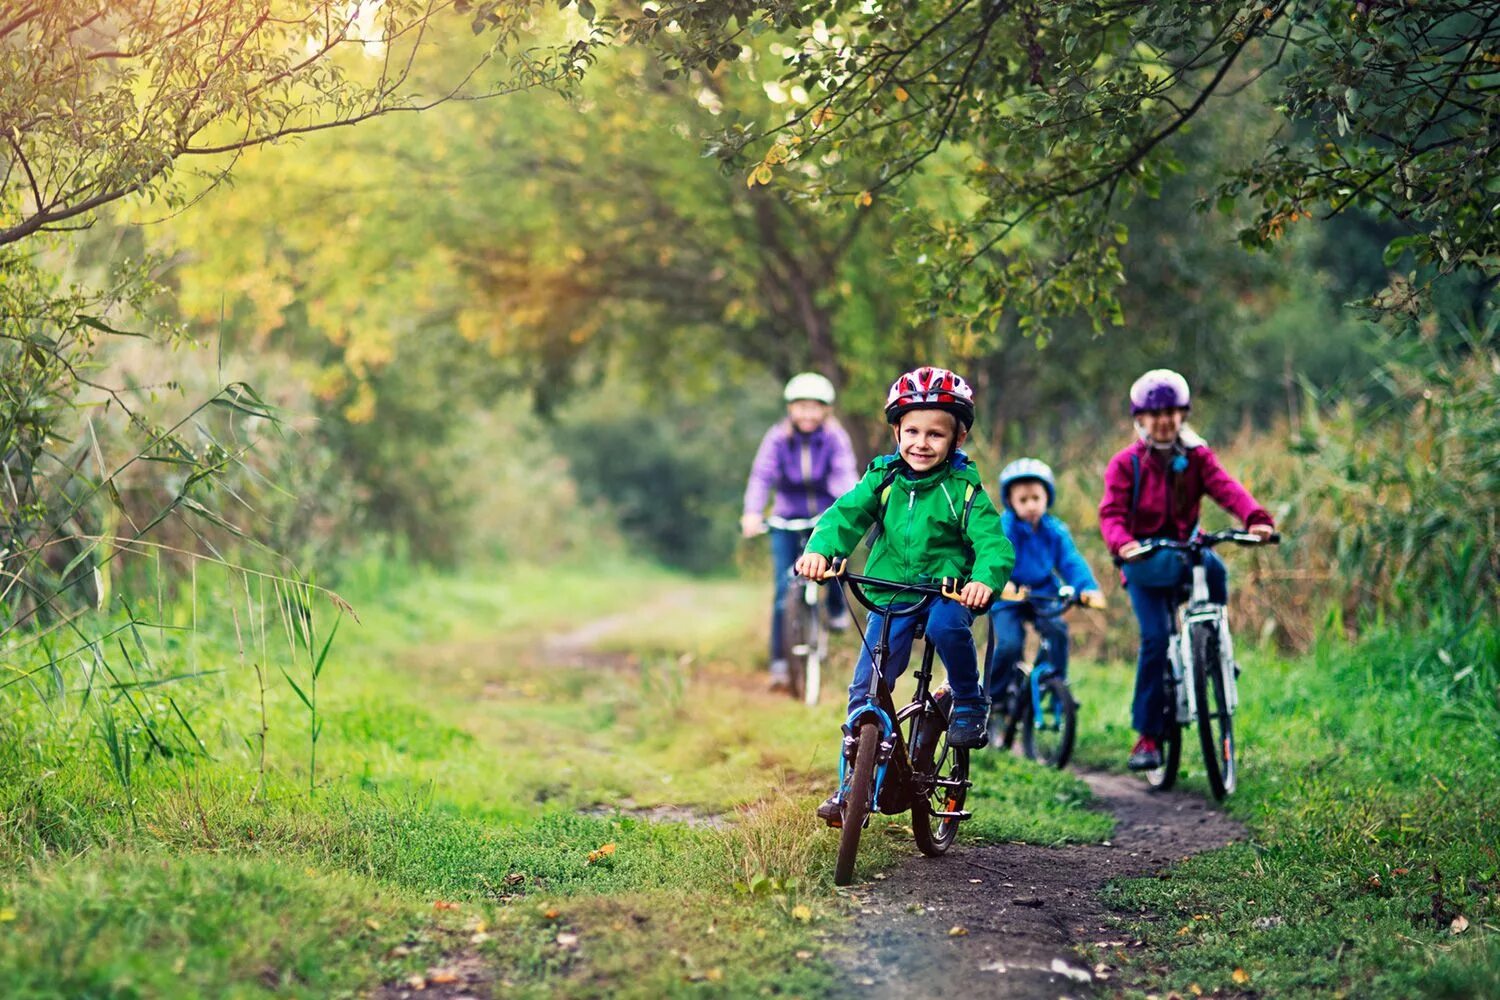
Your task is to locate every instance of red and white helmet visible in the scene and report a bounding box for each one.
[884,366,975,428]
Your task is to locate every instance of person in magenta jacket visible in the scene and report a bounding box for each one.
[742,373,860,689]
[1098,369,1275,771]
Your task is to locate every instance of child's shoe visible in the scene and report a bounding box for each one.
[768,659,790,691]
[1126,735,1162,771]
[947,702,988,749]
[815,794,843,827]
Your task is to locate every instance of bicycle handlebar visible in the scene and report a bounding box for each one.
[1126,530,1281,560]
[998,584,1104,614]
[804,557,974,615]
[765,515,821,532]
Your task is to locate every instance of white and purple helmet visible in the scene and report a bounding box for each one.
[1129,369,1191,414]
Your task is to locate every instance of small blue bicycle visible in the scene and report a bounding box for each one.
[988,585,1101,769]
[815,561,976,886]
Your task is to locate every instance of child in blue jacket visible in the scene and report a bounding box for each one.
[987,459,1102,705]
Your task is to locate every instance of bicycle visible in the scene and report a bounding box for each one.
[813,560,977,886]
[767,515,830,705]
[1124,529,1280,800]
[988,585,1102,768]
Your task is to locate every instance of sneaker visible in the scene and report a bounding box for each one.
[768,659,790,692]
[827,612,853,632]
[1126,735,1162,771]
[947,702,988,749]
[815,794,843,827]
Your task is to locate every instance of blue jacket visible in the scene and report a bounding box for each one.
[1001,510,1099,596]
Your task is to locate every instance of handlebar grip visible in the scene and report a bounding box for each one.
[827,556,849,578]
[1080,592,1107,609]
[998,582,1030,602]
[940,577,963,601]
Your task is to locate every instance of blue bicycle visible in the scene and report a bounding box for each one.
[988,585,1101,769]
[816,561,975,886]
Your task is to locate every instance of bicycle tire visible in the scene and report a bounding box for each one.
[1146,720,1182,791]
[1022,674,1076,769]
[911,692,968,856]
[779,588,810,702]
[834,723,879,885]
[803,611,823,706]
[1192,622,1235,800]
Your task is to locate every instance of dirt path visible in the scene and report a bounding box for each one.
[831,770,1244,999]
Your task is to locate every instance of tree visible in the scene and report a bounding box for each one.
[618,2,1499,338]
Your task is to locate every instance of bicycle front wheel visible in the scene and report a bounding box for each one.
[911,692,970,856]
[1146,720,1182,791]
[1192,621,1235,799]
[834,722,879,885]
[779,589,811,702]
[1022,675,1077,769]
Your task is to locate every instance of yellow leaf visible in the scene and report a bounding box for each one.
[856,191,874,207]
[1232,968,1250,984]
[1189,985,1203,997]
[587,842,618,864]
[947,925,968,937]
[791,904,813,922]
[0,908,16,923]
[894,86,910,102]
[365,918,382,931]
[811,107,835,127]
[706,968,724,982]
[748,164,774,188]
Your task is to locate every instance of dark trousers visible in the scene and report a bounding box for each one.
[769,528,846,663]
[986,601,1070,703]
[1126,551,1227,735]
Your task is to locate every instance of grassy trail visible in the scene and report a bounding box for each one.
[0,560,1495,998]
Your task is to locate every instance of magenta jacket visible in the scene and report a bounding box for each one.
[1098,436,1273,555]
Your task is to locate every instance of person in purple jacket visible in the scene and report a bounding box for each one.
[742,373,859,689]
[1098,370,1276,771]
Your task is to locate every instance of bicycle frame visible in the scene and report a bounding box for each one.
[827,567,968,820]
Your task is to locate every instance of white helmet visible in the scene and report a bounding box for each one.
[783,372,836,405]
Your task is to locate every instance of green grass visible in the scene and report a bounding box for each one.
[1069,626,1500,998]
[0,558,1111,998]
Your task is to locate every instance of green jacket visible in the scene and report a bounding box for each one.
[806,453,1015,600]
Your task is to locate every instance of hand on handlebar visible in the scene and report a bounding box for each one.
[740,513,767,538]
[794,551,832,580]
[1080,589,1107,609]
[955,581,992,611]
[1117,540,1146,561]
[1247,523,1275,541]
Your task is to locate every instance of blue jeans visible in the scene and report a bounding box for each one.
[769,528,846,664]
[1127,551,1227,736]
[846,598,980,714]
[986,601,1070,703]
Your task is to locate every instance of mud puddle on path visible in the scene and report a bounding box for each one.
[831,770,1244,999]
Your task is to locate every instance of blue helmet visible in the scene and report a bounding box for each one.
[998,458,1056,509]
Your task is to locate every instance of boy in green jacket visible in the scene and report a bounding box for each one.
[795,367,1015,822]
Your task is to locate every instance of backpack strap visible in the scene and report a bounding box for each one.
[1128,452,1143,527]
[862,465,904,546]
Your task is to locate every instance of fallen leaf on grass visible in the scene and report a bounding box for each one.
[791,904,813,922]
[1451,915,1470,934]
[428,969,460,985]
[1393,867,1410,876]
[556,932,580,948]
[406,975,427,990]
[947,926,968,937]
[504,872,526,886]
[1189,984,1203,997]
[586,843,617,864]
[365,918,381,931]
[542,908,561,920]
[433,900,461,911]
[1232,968,1251,984]
[795,950,813,960]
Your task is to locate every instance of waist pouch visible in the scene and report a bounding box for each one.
[1121,546,1187,590]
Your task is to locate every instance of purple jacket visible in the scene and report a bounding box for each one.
[743,419,859,520]
[1098,436,1273,555]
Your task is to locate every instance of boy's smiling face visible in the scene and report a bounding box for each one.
[894,408,965,473]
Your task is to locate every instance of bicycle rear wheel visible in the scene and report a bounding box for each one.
[1022,674,1076,768]
[1192,622,1235,799]
[834,723,879,885]
[911,692,970,856]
